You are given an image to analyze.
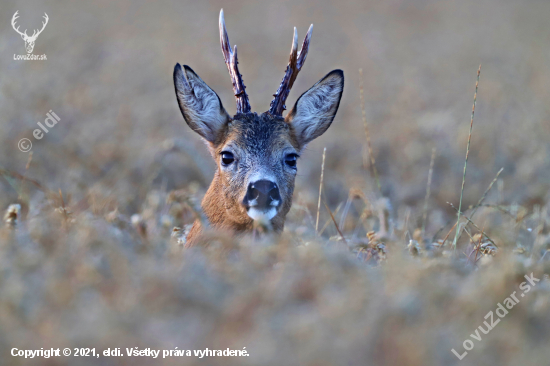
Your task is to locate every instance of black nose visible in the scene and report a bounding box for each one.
[243,180,281,209]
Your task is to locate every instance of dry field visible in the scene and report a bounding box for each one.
[1,0,550,365]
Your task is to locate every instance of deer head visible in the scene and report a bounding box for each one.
[12,11,49,54]
[174,10,344,245]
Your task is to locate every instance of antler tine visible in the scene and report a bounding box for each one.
[219,9,251,114]
[11,11,27,37]
[269,24,313,116]
[11,11,19,26]
[32,13,48,39]
[290,27,299,68]
[297,25,313,71]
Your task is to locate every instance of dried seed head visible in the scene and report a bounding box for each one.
[349,188,365,200]
[480,242,497,256]
[413,228,423,242]
[4,204,21,226]
[408,240,423,256]
[472,233,482,242]
[171,225,192,247]
[366,230,378,245]
[432,239,445,249]
[131,214,147,237]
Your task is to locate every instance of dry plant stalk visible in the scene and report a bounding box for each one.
[19,151,33,202]
[359,68,381,193]
[319,203,342,237]
[452,65,481,250]
[421,147,436,236]
[339,190,354,230]
[448,202,495,246]
[454,167,504,240]
[315,147,326,234]
[323,201,347,244]
[402,207,411,244]
[0,167,48,194]
[471,167,503,215]
[439,167,502,246]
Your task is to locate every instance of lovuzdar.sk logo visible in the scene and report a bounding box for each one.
[12,11,48,61]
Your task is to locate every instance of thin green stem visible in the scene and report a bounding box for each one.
[421,147,436,236]
[359,69,381,193]
[453,65,481,251]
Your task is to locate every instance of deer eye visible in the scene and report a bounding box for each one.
[221,151,235,166]
[284,153,298,168]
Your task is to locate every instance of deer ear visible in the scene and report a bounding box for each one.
[285,70,344,148]
[174,64,230,143]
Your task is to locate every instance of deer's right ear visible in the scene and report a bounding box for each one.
[174,64,230,143]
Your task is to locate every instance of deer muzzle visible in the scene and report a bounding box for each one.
[243,180,281,222]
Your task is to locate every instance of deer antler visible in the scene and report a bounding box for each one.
[219,9,251,114]
[11,11,48,41]
[29,13,48,40]
[269,25,313,116]
[11,11,28,38]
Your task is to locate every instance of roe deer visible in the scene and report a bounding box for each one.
[174,10,344,246]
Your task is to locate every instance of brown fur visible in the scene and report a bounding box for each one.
[185,113,296,246]
[173,64,344,248]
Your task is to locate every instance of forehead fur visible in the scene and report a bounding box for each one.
[220,112,299,151]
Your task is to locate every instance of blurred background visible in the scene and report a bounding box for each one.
[2,0,550,219]
[1,0,550,365]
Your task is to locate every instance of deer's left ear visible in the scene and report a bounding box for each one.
[285,69,344,148]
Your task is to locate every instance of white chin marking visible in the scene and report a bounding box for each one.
[247,207,277,222]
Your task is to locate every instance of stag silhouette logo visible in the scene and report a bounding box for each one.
[11,11,48,54]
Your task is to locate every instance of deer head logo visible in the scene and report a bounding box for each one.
[11,11,49,54]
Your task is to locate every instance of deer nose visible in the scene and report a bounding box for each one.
[243,180,281,210]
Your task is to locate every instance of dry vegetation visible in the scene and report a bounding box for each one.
[2,0,550,365]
